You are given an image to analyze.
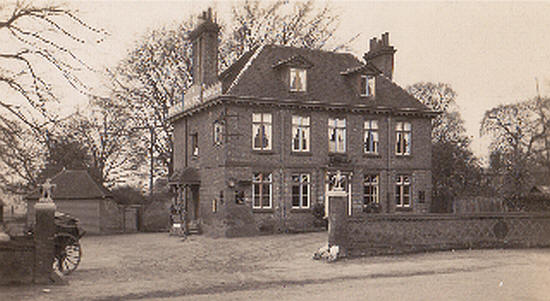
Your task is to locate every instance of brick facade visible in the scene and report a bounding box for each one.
[169,10,435,237]
[172,102,433,236]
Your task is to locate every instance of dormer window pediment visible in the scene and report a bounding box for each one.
[272,55,313,69]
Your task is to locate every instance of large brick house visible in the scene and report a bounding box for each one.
[169,9,436,237]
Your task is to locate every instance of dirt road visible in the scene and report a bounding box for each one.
[1,232,549,300]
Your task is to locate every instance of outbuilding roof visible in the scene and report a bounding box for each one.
[26,170,111,201]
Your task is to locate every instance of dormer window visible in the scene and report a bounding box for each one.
[360,75,375,97]
[290,68,307,92]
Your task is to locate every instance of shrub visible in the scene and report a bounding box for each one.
[312,203,327,229]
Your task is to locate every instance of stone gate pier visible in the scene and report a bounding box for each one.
[0,179,60,285]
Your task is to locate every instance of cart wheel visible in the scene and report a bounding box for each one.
[53,233,82,275]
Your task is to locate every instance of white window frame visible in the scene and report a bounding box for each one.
[252,113,272,151]
[363,174,379,208]
[328,118,346,153]
[364,120,379,154]
[292,173,310,209]
[290,68,307,92]
[213,120,224,145]
[360,75,375,97]
[395,175,411,208]
[252,172,272,209]
[395,121,412,156]
[191,133,199,157]
[292,115,310,152]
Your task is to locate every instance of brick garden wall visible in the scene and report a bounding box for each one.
[0,237,35,285]
[335,212,550,257]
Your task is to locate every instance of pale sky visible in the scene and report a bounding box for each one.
[57,1,550,162]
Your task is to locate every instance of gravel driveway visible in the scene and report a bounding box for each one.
[1,232,550,300]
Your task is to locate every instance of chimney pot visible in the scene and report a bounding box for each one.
[364,32,396,80]
[189,8,220,86]
[382,32,389,45]
[369,38,376,51]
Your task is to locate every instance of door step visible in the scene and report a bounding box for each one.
[188,220,202,235]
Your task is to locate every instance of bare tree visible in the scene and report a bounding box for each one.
[0,118,44,194]
[0,1,107,193]
[407,82,462,143]
[480,99,550,204]
[222,0,346,67]
[408,82,484,212]
[0,1,108,129]
[108,0,349,190]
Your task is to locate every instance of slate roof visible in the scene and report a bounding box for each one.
[26,170,111,200]
[220,45,431,112]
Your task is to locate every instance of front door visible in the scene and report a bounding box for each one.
[189,185,200,221]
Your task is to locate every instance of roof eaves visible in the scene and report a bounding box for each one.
[379,76,433,112]
[83,171,111,198]
[226,45,265,94]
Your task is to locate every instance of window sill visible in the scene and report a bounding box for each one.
[291,151,312,156]
[290,208,311,213]
[395,207,413,212]
[363,153,381,158]
[252,150,276,155]
[395,154,412,158]
[252,208,274,213]
[328,152,347,156]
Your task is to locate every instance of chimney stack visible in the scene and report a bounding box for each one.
[364,32,396,80]
[189,8,220,86]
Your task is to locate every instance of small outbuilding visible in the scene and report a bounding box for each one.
[26,170,140,234]
[526,185,550,211]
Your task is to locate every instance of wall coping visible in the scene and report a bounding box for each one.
[349,212,550,222]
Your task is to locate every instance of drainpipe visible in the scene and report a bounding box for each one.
[185,117,188,168]
[387,114,392,213]
[279,110,285,231]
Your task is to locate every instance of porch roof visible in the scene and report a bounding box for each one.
[169,167,201,185]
